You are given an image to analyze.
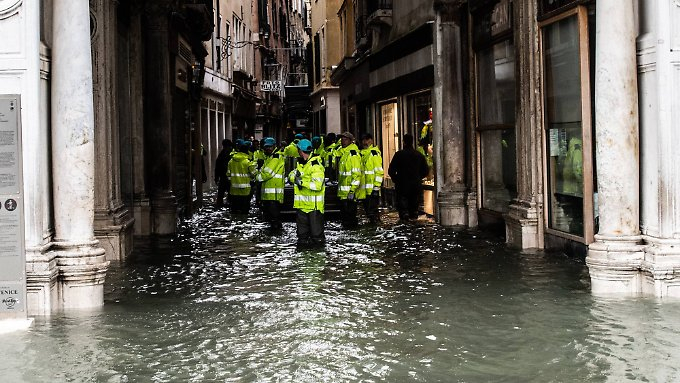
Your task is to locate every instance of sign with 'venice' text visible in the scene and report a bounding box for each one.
[260,80,282,92]
[0,95,26,316]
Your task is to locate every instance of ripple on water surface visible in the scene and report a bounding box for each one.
[2,203,680,382]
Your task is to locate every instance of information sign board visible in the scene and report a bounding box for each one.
[260,80,282,92]
[0,95,26,316]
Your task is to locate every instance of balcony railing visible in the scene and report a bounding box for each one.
[367,0,393,16]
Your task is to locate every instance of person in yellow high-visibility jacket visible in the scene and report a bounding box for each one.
[257,137,285,229]
[227,141,257,214]
[337,131,362,228]
[288,139,325,247]
[360,133,384,224]
[323,132,338,179]
[283,133,303,158]
[312,136,326,165]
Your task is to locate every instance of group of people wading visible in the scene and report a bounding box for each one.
[214,132,429,247]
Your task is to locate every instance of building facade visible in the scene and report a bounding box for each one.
[0,0,212,314]
[330,0,680,297]
[332,0,438,214]
[199,0,255,196]
[310,0,342,135]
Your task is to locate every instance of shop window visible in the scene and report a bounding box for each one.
[406,92,434,186]
[480,129,516,213]
[476,39,517,213]
[407,92,435,215]
[540,7,594,242]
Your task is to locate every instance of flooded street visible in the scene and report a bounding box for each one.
[3,205,680,382]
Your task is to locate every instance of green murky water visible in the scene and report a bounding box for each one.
[2,206,680,382]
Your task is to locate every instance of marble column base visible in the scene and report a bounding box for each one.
[52,240,109,309]
[639,236,680,297]
[151,192,177,235]
[95,206,135,261]
[437,189,468,227]
[25,245,59,316]
[505,200,541,249]
[465,191,478,228]
[586,234,645,295]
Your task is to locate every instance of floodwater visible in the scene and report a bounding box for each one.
[2,205,680,382]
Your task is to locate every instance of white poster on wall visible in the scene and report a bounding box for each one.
[0,95,27,318]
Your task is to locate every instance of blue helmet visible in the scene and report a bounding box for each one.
[312,136,321,145]
[294,133,304,140]
[297,139,313,153]
[263,137,276,147]
[242,140,252,148]
[235,139,244,147]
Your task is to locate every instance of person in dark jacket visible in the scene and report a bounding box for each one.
[214,139,233,208]
[388,134,429,220]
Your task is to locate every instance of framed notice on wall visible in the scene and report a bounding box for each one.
[0,95,27,317]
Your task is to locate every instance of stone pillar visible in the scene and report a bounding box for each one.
[129,7,151,236]
[91,0,135,261]
[636,0,680,296]
[433,0,468,227]
[26,43,59,315]
[143,1,177,235]
[51,0,109,308]
[586,0,644,295]
[505,0,543,249]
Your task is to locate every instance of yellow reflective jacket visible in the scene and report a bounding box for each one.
[361,145,384,197]
[256,150,285,203]
[288,154,325,213]
[337,143,362,200]
[562,137,583,197]
[283,140,300,158]
[227,152,256,196]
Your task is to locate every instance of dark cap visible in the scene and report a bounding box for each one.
[339,131,355,141]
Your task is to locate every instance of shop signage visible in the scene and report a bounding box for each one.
[260,80,282,92]
[490,0,512,37]
[0,95,26,315]
[472,0,512,48]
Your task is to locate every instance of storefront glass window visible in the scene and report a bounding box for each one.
[407,92,434,186]
[543,15,584,236]
[480,129,516,213]
[478,41,515,126]
[477,39,517,213]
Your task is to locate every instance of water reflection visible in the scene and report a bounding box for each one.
[1,204,680,382]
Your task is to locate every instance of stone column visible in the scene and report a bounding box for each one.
[130,7,152,236]
[26,43,59,315]
[636,0,680,296]
[586,0,644,295]
[143,1,177,235]
[91,0,135,261]
[505,0,543,249]
[51,0,108,308]
[433,0,468,226]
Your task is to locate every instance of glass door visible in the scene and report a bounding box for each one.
[378,101,399,188]
[540,6,594,243]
